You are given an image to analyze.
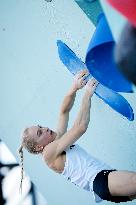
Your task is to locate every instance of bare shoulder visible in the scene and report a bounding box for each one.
[56,125,85,155]
[43,125,84,164]
[42,139,59,164]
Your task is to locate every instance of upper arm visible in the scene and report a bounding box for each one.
[43,140,59,164]
[56,111,69,138]
[56,125,86,155]
[43,125,85,164]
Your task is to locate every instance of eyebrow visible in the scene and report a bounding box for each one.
[37,128,39,136]
[37,125,42,128]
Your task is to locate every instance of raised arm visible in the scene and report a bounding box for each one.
[56,78,98,153]
[73,80,95,130]
[44,78,98,163]
[56,69,88,138]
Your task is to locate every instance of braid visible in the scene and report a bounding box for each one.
[18,127,42,193]
[18,144,24,194]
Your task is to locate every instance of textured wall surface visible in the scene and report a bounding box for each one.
[75,0,102,25]
[1,0,136,204]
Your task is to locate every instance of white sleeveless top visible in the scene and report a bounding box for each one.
[61,144,112,203]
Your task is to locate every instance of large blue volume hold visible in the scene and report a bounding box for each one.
[57,40,134,121]
[85,13,132,93]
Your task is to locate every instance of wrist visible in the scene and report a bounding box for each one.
[65,86,77,99]
[84,90,93,98]
[70,85,78,93]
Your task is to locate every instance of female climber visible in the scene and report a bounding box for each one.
[18,69,136,203]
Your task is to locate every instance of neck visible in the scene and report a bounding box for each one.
[41,133,57,155]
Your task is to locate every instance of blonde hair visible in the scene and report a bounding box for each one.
[18,127,40,193]
[18,144,24,194]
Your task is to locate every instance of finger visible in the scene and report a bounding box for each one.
[95,81,99,87]
[85,79,98,89]
[81,79,87,86]
[92,82,99,91]
[86,79,94,86]
[92,82,98,89]
[92,80,98,85]
[76,69,89,78]
[80,73,89,82]
[78,73,90,82]
[88,78,98,85]
[80,75,88,82]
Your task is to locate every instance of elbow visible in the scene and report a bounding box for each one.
[80,124,88,134]
[60,108,69,115]
[60,105,70,114]
[73,123,87,135]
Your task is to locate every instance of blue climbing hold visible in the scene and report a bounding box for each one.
[57,40,134,121]
[85,13,132,93]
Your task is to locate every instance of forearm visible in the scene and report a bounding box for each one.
[74,91,91,130]
[60,86,77,113]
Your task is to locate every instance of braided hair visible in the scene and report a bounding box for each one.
[18,144,24,194]
[18,128,41,193]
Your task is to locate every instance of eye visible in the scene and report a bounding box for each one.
[37,129,42,137]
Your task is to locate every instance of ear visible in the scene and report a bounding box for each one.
[35,145,44,152]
